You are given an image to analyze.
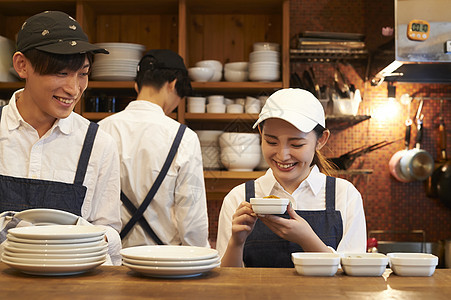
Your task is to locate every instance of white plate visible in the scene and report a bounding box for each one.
[120,245,218,261]
[123,261,220,278]
[15,208,79,225]
[8,225,105,239]
[4,243,108,254]
[2,253,106,265]
[6,233,104,244]
[6,239,106,250]
[3,248,108,259]
[122,255,220,267]
[1,257,106,276]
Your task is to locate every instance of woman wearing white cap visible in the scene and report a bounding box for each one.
[216,88,366,267]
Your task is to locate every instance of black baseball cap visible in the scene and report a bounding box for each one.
[137,49,187,73]
[17,11,108,55]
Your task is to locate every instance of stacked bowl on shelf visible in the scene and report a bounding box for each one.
[120,245,220,278]
[91,43,146,81]
[224,62,249,82]
[1,225,108,276]
[219,132,261,171]
[195,130,223,170]
[249,42,280,82]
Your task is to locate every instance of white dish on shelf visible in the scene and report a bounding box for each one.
[122,261,220,278]
[122,255,219,267]
[341,253,389,276]
[120,245,218,261]
[14,208,79,225]
[292,252,340,276]
[8,225,105,240]
[1,256,106,276]
[387,253,438,276]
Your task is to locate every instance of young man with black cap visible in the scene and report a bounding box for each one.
[98,49,210,248]
[0,11,122,264]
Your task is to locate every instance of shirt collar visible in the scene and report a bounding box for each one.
[256,165,326,196]
[124,100,165,114]
[6,89,73,135]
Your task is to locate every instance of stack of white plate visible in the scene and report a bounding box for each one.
[1,225,108,276]
[91,42,146,81]
[121,245,220,278]
[249,42,280,82]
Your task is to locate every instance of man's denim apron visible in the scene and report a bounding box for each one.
[0,106,98,216]
[243,176,343,267]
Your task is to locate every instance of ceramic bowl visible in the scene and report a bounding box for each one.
[188,67,214,82]
[250,198,289,215]
[187,96,207,106]
[224,69,248,82]
[195,130,223,146]
[291,252,340,276]
[206,103,226,113]
[195,60,222,72]
[207,95,225,104]
[387,253,438,276]
[187,103,205,113]
[224,62,249,71]
[226,104,244,114]
[221,145,261,154]
[341,253,389,276]
[219,132,260,148]
[220,151,261,171]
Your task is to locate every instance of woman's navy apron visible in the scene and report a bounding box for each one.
[120,124,186,245]
[243,176,343,268]
[0,106,98,216]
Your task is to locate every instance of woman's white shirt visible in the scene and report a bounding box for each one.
[216,165,367,258]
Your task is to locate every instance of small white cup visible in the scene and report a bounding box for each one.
[226,104,244,114]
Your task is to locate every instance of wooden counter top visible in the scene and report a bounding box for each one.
[1,263,450,299]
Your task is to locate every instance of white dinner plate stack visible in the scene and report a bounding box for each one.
[90,42,146,81]
[121,245,220,278]
[249,42,280,82]
[1,225,108,276]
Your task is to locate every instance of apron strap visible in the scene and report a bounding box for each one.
[120,191,164,245]
[245,180,255,203]
[325,176,336,211]
[120,124,187,240]
[74,122,99,185]
[0,106,3,120]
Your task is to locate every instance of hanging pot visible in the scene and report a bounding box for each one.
[389,108,412,182]
[399,114,434,181]
[426,99,447,198]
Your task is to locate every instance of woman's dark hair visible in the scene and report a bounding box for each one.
[259,121,336,176]
[23,49,93,75]
[135,56,192,98]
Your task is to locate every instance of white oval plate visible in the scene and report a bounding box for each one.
[3,248,108,259]
[120,245,218,261]
[6,239,106,250]
[2,253,106,265]
[8,225,105,239]
[122,255,220,267]
[123,261,220,278]
[4,243,108,254]
[1,257,105,276]
[15,208,79,225]
[6,233,104,245]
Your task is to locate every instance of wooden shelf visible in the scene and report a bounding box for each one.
[204,170,265,179]
[87,81,135,89]
[185,113,258,122]
[191,81,283,94]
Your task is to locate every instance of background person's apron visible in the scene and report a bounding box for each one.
[0,106,98,216]
[243,176,343,267]
[120,124,186,244]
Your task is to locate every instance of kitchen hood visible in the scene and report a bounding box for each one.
[370,0,451,85]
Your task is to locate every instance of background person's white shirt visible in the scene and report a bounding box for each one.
[216,166,367,258]
[98,100,209,248]
[0,90,122,265]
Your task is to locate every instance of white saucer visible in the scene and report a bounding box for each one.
[6,239,106,250]
[15,208,79,225]
[8,225,106,240]
[3,248,108,259]
[6,233,104,244]
[1,257,106,276]
[2,253,107,265]
[122,255,220,267]
[123,261,220,278]
[4,243,108,254]
[120,245,218,261]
